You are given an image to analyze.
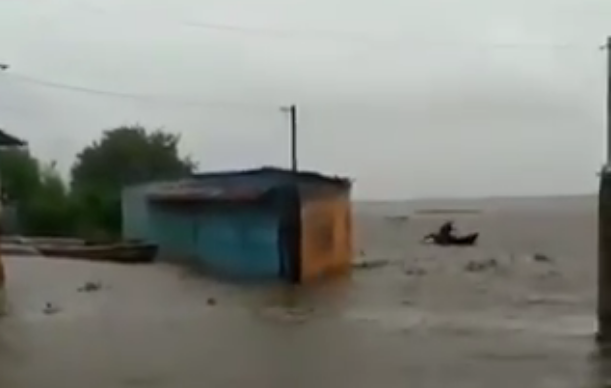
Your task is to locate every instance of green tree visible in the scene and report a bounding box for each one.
[70,125,195,237]
[20,162,75,236]
[0,148,41,204]
[0,150,75,236]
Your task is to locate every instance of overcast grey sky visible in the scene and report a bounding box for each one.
[0,0,608,199]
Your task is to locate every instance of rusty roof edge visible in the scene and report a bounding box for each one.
[190,166,351,187]
[124,166,353,195]
[147,185,270,202]
[0,128,26,147]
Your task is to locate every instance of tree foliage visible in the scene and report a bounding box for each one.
[0,124,195,239]
[71,125,195,193]
[0,151,74,236]
[0,148,41,204]
[69,125,195,238]
[20,162,75,236]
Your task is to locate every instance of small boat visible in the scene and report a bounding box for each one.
[36,242,158,264]
[423,232,479,247]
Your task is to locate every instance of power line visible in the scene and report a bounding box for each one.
[82,3,373,43]
[76,3,419,45]
[53,2,601,51]
[3,72,277,111]
[1,67,604,114]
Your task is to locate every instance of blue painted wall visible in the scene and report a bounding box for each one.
[194,206,281,279]
[122,179,180,242]
[146,204,281,279]
[148,206,198,261]
[122,184,154,241]
[122,172,292,242]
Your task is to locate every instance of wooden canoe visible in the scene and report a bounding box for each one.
[37,242,158,264]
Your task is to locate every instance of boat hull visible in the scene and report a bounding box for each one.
[37,243,158,264]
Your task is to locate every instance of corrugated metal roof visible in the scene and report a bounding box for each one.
[191,166,351,188]
[145,166,351,203]
[148,186,266,202]
[0,129,26,147]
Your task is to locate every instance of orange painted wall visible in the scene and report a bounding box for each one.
[299,191,352,283]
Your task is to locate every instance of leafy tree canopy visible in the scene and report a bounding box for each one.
[0,124,196,239]
[0,148,41,204]
[71,125,196,193]
[20,162,75,236]
[69,125,196,238]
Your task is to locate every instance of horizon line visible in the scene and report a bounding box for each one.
[353,192,597,202]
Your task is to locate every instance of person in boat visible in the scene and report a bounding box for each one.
[422,220,479,246]
[438,220,456,240]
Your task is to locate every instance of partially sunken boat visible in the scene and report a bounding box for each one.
[36,242,158,264]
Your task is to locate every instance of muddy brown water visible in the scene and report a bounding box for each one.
[0,197,608,387]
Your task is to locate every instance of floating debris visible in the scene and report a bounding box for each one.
[43,302,60,315]
[523,294,576,306]
[206,297,217,306]
[78,281,102,293]
[404,266,427,276]
[386,215,409,223]
[465,258,498,273]
[416,208,481,215]
[261,306,315,324]
[533,253,553,263]
[537,270,562,280]
[353,259,390,270]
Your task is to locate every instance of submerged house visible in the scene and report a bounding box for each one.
[122,167,353,283]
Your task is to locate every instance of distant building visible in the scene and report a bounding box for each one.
[122,167,353,283]
[0,129,25,148]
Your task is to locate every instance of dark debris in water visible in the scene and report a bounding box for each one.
[465,258,499,273]
[537,269,562,280]
[385,215,409,223]
[533,253,554,263]
[404,266,427,276]
[353,259,390,270]
[261,305,316,325]
[78,281,103,293]
[43,302,60,315]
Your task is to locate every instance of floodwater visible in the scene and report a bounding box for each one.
[0,196,607,387]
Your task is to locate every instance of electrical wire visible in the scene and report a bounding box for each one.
[1,63,604,113]
[4,72,279,111]
[0,2,604,109]
[81,3,376,43]
[43,1,604,51]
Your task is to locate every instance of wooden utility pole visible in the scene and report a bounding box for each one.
[289,105,297,171]
[282,105,298,171]
[598,36,611,344]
